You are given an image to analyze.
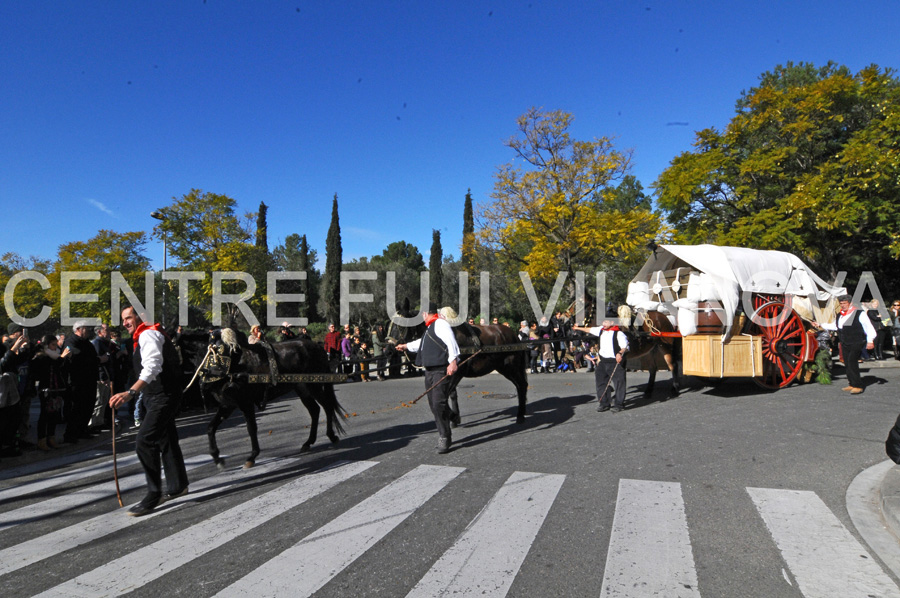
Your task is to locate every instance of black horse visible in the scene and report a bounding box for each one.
[388,316,530,425]
[178,331,347,469]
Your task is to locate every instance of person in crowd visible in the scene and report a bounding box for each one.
[540,333,555,373]
[109,306,189,517]
[371,324,387,381]
[528,325,540,374]
[91,323,116,430]
[30,335,68,450]
[340,330,354,377]
[816,294,876,394]
[248,324,263,344]
[867,299,888,360]
[355,337,371,382]
[4,323,35,448]
[890,300,900,360]
[573,319,629,412]
[1,324,32,456]
[323,323,342,373]
[278,322,295,342]
[396,302,460,454]
[518,320,530,342]
[297,326,311,340]
[62,321,99,443]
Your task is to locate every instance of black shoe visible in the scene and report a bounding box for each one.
[611,406,624,413]
[128,494,161,517]
[162,487,189,503]
[437,437,452,454]
[597,404,610,412]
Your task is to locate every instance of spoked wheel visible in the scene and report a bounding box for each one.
[747,300,808,389]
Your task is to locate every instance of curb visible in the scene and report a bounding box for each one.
[883,465,900,540]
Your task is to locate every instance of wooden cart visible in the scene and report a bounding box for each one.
[626,245,843,389]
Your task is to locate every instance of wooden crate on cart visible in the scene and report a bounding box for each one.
[682,335,763,378]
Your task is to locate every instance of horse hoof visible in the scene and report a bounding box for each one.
[243,460,255,469]
[299,444,311,453]
[450,421,458,429]
[328,435,339,445]
[215,460,226,471]
[516,416,525,425]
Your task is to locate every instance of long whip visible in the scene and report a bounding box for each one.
[410,349,484,405]
[110,382,123,507]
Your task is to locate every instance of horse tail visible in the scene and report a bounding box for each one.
[324,384,349,437]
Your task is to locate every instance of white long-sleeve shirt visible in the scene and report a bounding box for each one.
[820,308,877,343]
[137,329,165,385]
[587,326,629,359]
[405,318,460,364]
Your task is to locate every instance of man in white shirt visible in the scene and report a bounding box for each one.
[396,302,460,453]
[817,295,876,394]
[573,319,629,412]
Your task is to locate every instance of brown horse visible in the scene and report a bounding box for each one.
[566,296,681,398]
[388,318,530,424]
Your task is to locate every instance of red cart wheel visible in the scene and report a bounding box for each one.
[748,300,808,389]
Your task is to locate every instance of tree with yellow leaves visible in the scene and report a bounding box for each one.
[479,108,663,298]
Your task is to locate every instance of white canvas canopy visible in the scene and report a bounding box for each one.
[627,244,846,337]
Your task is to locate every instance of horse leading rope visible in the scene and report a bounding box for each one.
[410,349,485,405]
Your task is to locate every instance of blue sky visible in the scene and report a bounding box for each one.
[2,1,899,270]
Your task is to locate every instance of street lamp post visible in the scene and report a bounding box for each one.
[150,211,167,327]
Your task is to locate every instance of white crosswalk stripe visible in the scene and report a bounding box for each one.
[601,478,700,598]
[406,471,565,598]
[0,453,210,533]
[748,487,900,598]
[215,464,466,597]
[0,453,139,502]
[2,457,900,598]
[0,456,300,577]
[31,459,378,598]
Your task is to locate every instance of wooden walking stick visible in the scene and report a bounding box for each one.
[597,360,620,407]
[410,349,484,405]
[110,383,123,507]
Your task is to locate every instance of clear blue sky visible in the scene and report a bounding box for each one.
[2,1,898,269]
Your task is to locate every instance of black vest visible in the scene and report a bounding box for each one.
[415,322,449,369]
[838,311,866,346]
[133,331,182,397]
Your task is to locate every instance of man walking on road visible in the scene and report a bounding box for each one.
[573,319,629,412]
[817,294,876,394]
[396,302,460,453]
[109,306,188,516]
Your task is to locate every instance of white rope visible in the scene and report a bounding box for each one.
[184,344,214,392]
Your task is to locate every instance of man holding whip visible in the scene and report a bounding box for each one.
[396,302,460,454]
[573,319,629,413]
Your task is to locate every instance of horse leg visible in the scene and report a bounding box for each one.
[448,381,461,427]
[237,399,260,468]
[664,352,681,398]
[498,360,529,424]
[298,390,320,453]
[207,404,235,470]
[645,367,657,399]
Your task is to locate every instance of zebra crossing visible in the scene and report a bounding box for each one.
[1,452,898,598]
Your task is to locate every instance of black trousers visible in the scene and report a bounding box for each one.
[136,389,188,498]
[65,381,96,439]
[841,343,864,388]
[595,359,626,408]
[424,368,453,441]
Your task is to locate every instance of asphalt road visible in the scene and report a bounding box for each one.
[2,363,899,597]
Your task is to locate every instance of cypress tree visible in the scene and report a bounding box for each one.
[429,229,443,306]
[255,201,268,250]
[322,193,342,325]
[461,189,475,274]
[298,234,320,321]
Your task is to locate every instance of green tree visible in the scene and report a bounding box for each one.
[655,62,900,287]
[321,193,342,324]
[461,189,476,274]
[255,201,269,251]
[1,252,54,333]
[273,233,320,322]
[429,229,443,306]
[49,230,150,324]
[480,107,663,297]
[153,189,258,325]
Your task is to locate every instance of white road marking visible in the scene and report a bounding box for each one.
[601,479,700,598]
[748,487,900,598]
[0,454,140,503]
[30,460,377,598]
[406,470,565,598]
[0,456,299,576]
[0,454,210,533]
[216,464,465,598]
